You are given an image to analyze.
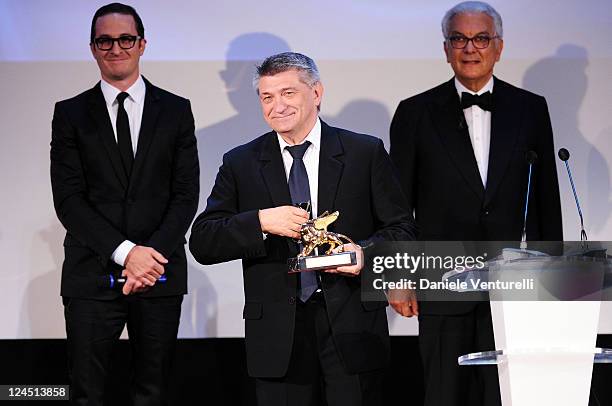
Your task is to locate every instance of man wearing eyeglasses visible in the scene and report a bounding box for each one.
[389,2,562,406]
[50,3,199,405]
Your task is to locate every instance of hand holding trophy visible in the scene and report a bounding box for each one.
[288,210,359,273]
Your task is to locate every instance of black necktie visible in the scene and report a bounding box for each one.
[461,91,493,111]
[286,141,318,302]
[116,92,134,176]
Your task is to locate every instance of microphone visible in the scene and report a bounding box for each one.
[558,148,588,242]
[521,151,538,249]
[97,274,167,289]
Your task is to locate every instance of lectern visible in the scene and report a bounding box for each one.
[444,247,612,406]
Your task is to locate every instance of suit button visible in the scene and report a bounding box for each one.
[484,210,489,216]
[288,297,296,305]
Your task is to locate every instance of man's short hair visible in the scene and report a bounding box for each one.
[253,52,320,94]
[441,1,503,39]
[90,3,145,44]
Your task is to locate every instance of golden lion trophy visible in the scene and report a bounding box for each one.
[287,210,357,273]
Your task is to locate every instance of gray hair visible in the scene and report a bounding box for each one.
[253,52,320,93]
[442,1,503,39]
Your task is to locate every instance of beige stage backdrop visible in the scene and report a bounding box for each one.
[0,0,611,338]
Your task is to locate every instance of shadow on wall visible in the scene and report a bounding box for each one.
[183,33,292,338]
[523,44,611,237]
[323,99,391,147]
[18,222,65,337]
[196,32,292,195]
[179,263,218,338]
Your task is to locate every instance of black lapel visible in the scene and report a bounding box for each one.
[317,121,344,215]
[258,132,292,207]
[431,78,485,200]
[88,82,128,189]
[129,77,161,189]
[485,77,520,206]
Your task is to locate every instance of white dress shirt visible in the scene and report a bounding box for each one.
[100,75,145,154]
[277,117,321,219]
[455,76,494,187]
[100,76,146,266]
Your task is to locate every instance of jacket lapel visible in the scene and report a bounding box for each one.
[129,77,161,189]
[256,120,344,215]
[88,83,128,189]
[258,132,292,207]
[431,79,484,200]
[317,121,344,215]
[485,77,519,206]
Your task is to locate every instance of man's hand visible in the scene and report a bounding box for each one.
[325,243,364,277]
[121,269,151,295]
[258,206,309,239]
[123,245,167,293]
[388,288,419,317]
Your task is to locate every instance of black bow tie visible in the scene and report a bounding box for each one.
[461,91,493,111]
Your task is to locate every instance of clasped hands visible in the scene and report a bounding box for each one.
[121,245,167,295]
[258,206,363,276]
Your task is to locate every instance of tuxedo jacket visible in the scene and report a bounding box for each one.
[189,121,417,378]
[390,77,563,315]
[51,78,199,300]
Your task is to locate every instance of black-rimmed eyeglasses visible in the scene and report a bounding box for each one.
[93,35,142,51]
[447,34,500,49]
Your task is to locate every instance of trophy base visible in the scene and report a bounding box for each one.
[288,251,357,273]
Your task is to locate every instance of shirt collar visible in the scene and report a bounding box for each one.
[277,117,321,153]
[100,75,146,108]
[455,76,494,97]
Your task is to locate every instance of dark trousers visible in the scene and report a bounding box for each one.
[255,292,384,406]
[418,302,501,406]
[63,295,183,406]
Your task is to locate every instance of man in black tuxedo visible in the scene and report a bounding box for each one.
[389,2,563,406]
[50,3,199,405]
[189,52,416,406]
